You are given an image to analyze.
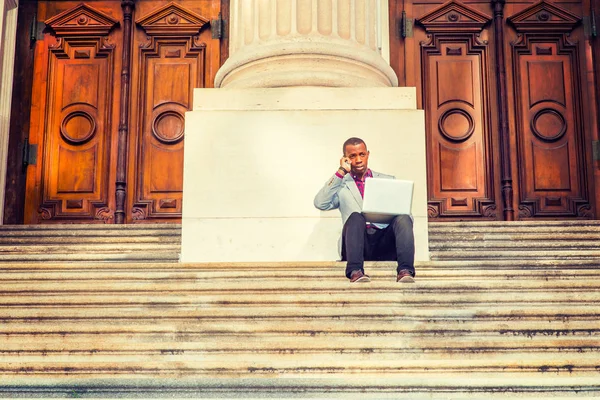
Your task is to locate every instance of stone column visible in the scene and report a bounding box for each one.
[0,0,19,223]
[215,0,398,88]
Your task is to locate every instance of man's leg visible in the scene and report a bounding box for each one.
[391,215,415,276]
[373,215,415,277]
[342,212,367,279]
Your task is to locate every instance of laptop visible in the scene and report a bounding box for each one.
[361,178,414,223]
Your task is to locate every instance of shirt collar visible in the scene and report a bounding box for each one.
[352,168,372,181]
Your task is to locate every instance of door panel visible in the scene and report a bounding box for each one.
[128,2,213,222]
[416,2,497,219]
[24,2,121,223]
[44,45,113,220]
[421,37,497,218]
[508,4,593,218]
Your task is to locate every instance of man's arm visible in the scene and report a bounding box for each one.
[314,157,353,210]
[314,174,343,210]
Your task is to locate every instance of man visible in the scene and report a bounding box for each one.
[314,137,416,283]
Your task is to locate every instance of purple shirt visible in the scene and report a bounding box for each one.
[335,168,373,197]
[352,169,373,198]
[334,168,381,230]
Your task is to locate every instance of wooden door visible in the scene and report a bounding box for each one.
[23,0,221,224]
[127,1,219,222]
[506,1,595,218]
[390,0,598,220]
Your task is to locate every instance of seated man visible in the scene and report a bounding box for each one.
[314,137,416,283]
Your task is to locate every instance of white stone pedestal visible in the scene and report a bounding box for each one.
[181,87,429,262]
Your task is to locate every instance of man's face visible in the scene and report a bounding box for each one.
[344,143,370,175]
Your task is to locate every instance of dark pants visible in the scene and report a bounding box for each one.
[341,212,415,279]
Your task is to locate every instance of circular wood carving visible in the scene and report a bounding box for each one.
[446,12,460,22]
[531,108,566,142]
[438,109,474,142]
[152,111,185,143]
[60,111,96,144]
[537,11,550,21]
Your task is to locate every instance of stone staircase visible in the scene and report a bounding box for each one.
[0,222,599,398]
[0,224,181,262]
[429,220,600,261]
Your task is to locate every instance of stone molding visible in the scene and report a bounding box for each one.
[0,0,19,224]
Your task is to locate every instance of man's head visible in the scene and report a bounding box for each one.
[343,137,369,176]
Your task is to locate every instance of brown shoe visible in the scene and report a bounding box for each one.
[349,270,371,283]
[397,269,415,283]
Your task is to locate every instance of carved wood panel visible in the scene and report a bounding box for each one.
[418,2,497,219]
[42,39,115,221]
[130,38,205,220]
[509,1,592,218]
[128,2,210,222]
[24,3,120,223]
[512,35,592,218]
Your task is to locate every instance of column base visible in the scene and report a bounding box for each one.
[215,41,398,88]
[182,87,428,262]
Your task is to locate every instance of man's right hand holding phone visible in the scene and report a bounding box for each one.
[339,156,351,175]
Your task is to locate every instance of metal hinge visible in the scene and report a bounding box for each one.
[211,12,225,39]
[593,140,600,161]
[22,140,38,168]
[400,11,413,38]
[29,15,45,43]
[584,13,598,38]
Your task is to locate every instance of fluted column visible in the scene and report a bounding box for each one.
[215,0,398,88]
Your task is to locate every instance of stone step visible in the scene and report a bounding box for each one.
[2,377,599,399]
[1,323,597,342]
[430,249,600,260]
[1,260,599,274]
[428,232,600,241]
[428,221,600,228]
[0,268,600,282]
[428,240,600,249]
[0,236,180,244]
[429,225,600,234]
[2,291,599,305]
[0,228,180,238]
[1,375,599,398]
[0,223,181,231]
[3,336,599,351]
[3,325,596,341]
[2,276,598,290]
[1,361,598,383]
[0,243,180,253]
[0,252,179,262]
[0,266,591,282]
[1,258,599,267]
[1,302,598,317]
[1,350,599,367]
[427,229,600,235]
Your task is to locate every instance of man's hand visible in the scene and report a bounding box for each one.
[339,156,351,174]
